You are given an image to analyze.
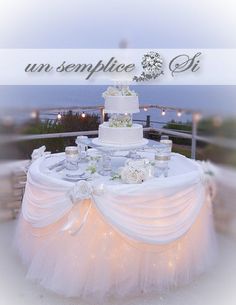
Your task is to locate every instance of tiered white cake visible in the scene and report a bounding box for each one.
[93,86,148,147]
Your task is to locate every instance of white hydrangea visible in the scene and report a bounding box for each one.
[109,114,132,128]
[120,166,147,184]
[102,86,120,98]
[120,87,136,96]
[102,86,137,98]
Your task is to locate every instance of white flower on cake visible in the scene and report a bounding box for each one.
[109,114,132,128]
[102,86,137,98]
[120,166,148,184]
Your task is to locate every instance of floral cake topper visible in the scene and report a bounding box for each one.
[133,51,164,82]
[102,85,137,97]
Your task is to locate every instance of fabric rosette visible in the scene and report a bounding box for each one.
[68,180,93,204]
[67,180,105,204]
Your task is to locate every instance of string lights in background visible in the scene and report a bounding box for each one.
[52,106,200,122]
[56,111,87,120]
[54,110,88,120]
[30,110,38,119]
[177,110,182,117]
[141,106,187,119]
[193,112,202,123]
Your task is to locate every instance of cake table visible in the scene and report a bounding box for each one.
[15,151,217,301]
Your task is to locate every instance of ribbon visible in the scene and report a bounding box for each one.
[61,180,104,235]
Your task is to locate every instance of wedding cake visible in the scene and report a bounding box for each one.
[92,86,148,147]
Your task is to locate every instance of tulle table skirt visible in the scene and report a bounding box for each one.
[15,197,217,301]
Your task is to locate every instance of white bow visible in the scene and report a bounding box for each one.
[31,146,46,162]
[62,181,104,235]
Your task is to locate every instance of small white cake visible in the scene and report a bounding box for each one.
[92,86,148,148]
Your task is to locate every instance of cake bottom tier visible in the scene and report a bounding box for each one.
[98,123,144,146]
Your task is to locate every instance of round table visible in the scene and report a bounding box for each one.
[15,151,217,301]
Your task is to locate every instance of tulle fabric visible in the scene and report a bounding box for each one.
[14,195,217,302]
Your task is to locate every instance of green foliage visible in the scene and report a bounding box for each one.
[163,117,236,139]
[163,119,192,132]
[198,118,236,138]
[162,120,192,146]
[161,118,236,166]
[1,113,236,167]
[21,111,100,135]
[1,111,100,160]
[172,145,192,158]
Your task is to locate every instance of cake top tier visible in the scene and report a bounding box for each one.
[102,86,139,114]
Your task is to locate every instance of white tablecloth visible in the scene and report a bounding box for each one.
[15,152,217,301]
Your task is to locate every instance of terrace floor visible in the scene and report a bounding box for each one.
[0,220,235,305]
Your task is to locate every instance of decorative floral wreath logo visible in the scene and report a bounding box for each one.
[133,51,164,82]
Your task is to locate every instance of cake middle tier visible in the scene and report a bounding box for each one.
[98,122,144,145]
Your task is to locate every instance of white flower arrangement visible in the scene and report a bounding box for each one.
[111,159,153,183]
[109,114,132,128]
[102,86,137,98]
[120,165,148,184]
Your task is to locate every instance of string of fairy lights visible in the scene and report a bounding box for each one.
[141,106,188,118]
[51,105,192,122]
[56,111,87,120]
[18,105,204,127]
[1,105,219,127]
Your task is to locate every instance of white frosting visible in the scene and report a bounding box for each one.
[98,122,144,145]
[104,96,140,114]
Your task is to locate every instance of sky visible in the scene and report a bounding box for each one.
[0,0,235,117]
[0,0,236,48]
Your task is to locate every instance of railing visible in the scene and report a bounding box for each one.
[148,127,236,150]
[1,104,235,159]
[134,116,236,156]
[0,125,235,160]
[0,130,100,144]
